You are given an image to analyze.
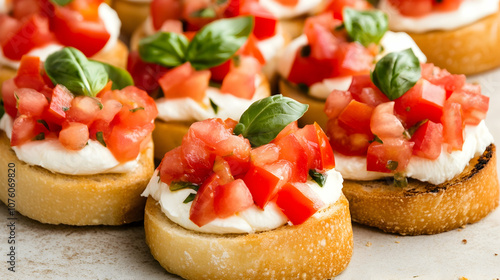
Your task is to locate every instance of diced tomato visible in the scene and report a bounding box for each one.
[214,134,251,159]
[370,102,405,140]
[447,90,489,125]
[304,13,339,44]
[327,118,372,156]
[213,179,253,218]
[250,143,280,166]
[66,96,101,125]
[106,122,155,162]
[10,115,41,146]
[273,121,299,143]
[421,63,465,97]
[305,22,338,60]
[394,79,446,127]
[158,62,210,102]
[324,90,353,120]
[50,4,110,57]
[240,2,277,40]
[338,99,373,135]
[411,120,443,160]
[243,159,292,209]
[12,0,52,20]
[313,122,336,170]
[159,147,191,184]
[13,56,46,91]
[275,133,308,182]
[209,59,231,83]
[1,79,19,118]
[275,0,299,6]
[288,51,335,86]
[387,0,433,17]
[189,118,232,149]
[348,75,389,107]
[189,173,219,227]
[441,102,464,153]
[2,15,55,60]
[295,124,335,170]
[331,42,373,77]
[150,0,183,30]
[15,88,49,118]
[0,15,19,45]
[59,122,89,150]
[276,182,324,225]
[240,34,266,64]
[324,0,372,19]
[213,156,234,184]
[182,0,214,31]
[432,0,461,12]
[366,138,414,173]
[220,56,260,99]
[127,51,169,94]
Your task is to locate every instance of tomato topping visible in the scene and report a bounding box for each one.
[15,88,49,118]
[150,0,182,30]
[273,121,299,143]
[411,120,443,160]
[243,159,292,209]
[220,56,260,99]
[14,56,46,92]
[327,118,373,156]
[274,134,308,182]
[10,115,42,146]
[447,90,489,125]
[240,1,277,40]
[65,96,101,125]
[338,100,373,135]
[189,173,219,227]
[275,0,299,6]
[348,75,389,107]
[366,138,414,173]
[59,122,90,150]
[127,51,169,94]
[276,182,325,225]
[441,102,464,153]
[324,0,372,19]
[387,0,461,17]
[50,1,110,57]
[213,179,253,218]
[370,102,405,140]
[158,62,210,103]
[250,143,280,167]
[324,90,353,119]
[295,123,335,171]
[1,79,20,118]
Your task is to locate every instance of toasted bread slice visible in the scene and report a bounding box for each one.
[0,131,155,225]
[407,7,500,75]
[144,194,353,280]
[342,144,499,235]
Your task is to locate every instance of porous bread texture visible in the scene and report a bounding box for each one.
[279,79,328,129]
[343,144,499,235]
[144,194,353,280]
[151,73,270,159]
[406,7,500,75]
[0,131,155,225]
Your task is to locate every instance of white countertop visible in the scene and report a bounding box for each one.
[1,68,500,279]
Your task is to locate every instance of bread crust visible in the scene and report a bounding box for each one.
[152,74,271,159]
[279,79,328,129]
[144,194,353,280]
[0,130,155,225]
[406,8,500,75]
[343,144,500,235]
[111,0,151,36]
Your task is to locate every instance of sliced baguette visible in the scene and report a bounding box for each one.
[406,7,500,75]
[343,144,499,235]
[0,131,155,225]
[144,193,353,280]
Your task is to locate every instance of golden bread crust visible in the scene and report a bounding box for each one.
[144,194,353,280]
[407,8,500,75]
[111,0,151,36]
[152,73,271,159]
[279,79,328,129]
[0,131,155,225]
[343,144,500,235]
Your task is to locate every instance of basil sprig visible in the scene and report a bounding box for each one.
[50,0,73,6]
[234,95,308,147]
[309,170,327,187]
[371,48,421,100]
[138,16,253,70]
[343,8,388,47]
[45,48,134,97]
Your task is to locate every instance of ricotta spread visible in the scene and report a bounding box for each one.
[0,3,121,69]
[142,168,343,234]
[0,114,139,175]
[335,121,494,185]
[156,78,264,122]
[259,0,322,19]
[379,0,500,33]
[278,32,427,100]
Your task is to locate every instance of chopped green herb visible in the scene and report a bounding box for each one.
[62,107,70,112]
[209,98,219,114]
[370,135,383,144]
[169,181,199,192]
[191,7,216,18]
[393,173,408,188]
[406,119,428,138]
[33,133,45,141]
[96,131,106,147]
[297,83,309,93]
[300,45,311,57]
[309,169,327,187]
[232,55,241,67]
[37,119,50,130]
[130,107,145,113]
[386,160,398,171]
[97,101,103,110]
[183,193,196,204]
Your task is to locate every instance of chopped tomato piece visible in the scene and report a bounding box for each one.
[66,96,101,125]
[275,0,299,6]
[288,50,334,86]
[181,129,216,180]
[159,147,192,184]
[324,89,353,119]
[324,0,372,19]
[127,51,169,94]
[305,22,338,60]
[295,123,335,170]
[107,122,155,162]
[338,99,373,135]
[387,0,432,17]
[209,59,231,83]
[150,0,182,30]
[348,75,389,107]
[190,173,219,227]
[1,79,19,118]
[158,62,210,102]
[366,138,414,173]
[189,118,233,149]
[273,121,299,143]
[327,118,372,156]
[15,88,49,118]
[240,34,266,64]
[14,56,46,91]
[370,102,405,140]
[213,156,234,184]
[243,159,292,209]
[276,182,324,225]
[240,2,277,40]
[220,56,260,99]
[441,102,464,153]
[59,122,89,150]
[331,42,373,77]
[213,179,253,218]
[250,143,280,167]
[447,90,489,125]
[0,15,19,45]
[275,133,308,182]
[411,120,443,160]
[10,115,40,146]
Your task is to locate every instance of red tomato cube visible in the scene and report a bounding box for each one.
[276,182,324,225]
[213,179,253,219]
[190,173,219,227]
[366,138,414,173]
[411,120,443,160]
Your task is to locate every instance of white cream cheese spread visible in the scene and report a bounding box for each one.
[142,168,343,234]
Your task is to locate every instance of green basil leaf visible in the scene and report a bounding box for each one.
[234,95,308,147]
[209,98,219,114]
[50,0,73,6]
[170,181,200,192]
[393,173,408,188]
[343,8,388,47]
[183,193,197,204]
[191,7,217,18]
[37,119,50,130]
[45,47,108,97]
[91,60,134,90]
[0,99,4,119]
[96,131,107,147]
[139,32,189,68]
[186,16,253,70]
[309,170,327,187]
[371,48,421,100]
[33,132,45,141]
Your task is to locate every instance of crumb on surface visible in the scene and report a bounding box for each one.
[459,277,468,280]
[395,241,400,244]
[462,239,467,245]
[495,253,498,256]
[366,242,372,247]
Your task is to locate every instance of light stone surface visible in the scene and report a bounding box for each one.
[1,69,500,279]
